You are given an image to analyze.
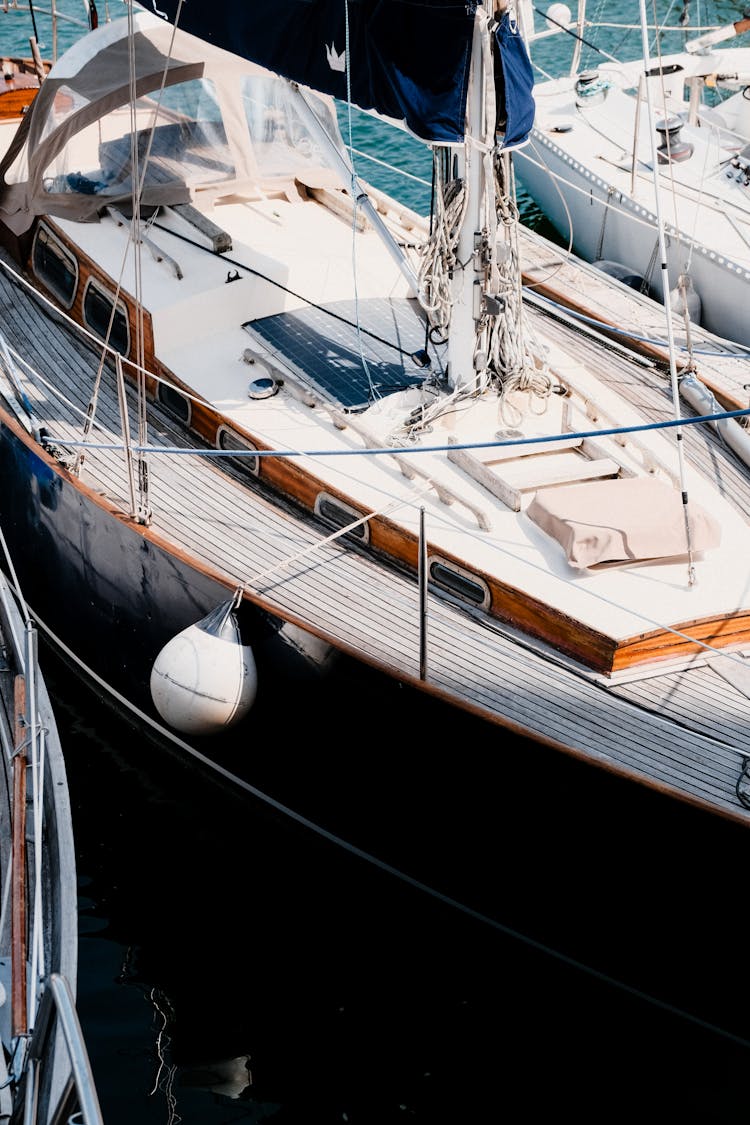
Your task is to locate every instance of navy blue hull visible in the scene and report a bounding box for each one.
[0,413,327,724]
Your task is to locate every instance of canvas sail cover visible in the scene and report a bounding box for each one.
[149,0,476,143]
[494,11,534,150]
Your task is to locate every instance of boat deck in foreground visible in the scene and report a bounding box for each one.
[1,250,750,826]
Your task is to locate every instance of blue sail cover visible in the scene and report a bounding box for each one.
[493,12,534,150]
[150,0,475,143]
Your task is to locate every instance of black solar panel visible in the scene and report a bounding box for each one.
[243,297,445,411]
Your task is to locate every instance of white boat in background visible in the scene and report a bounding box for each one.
[0,535,103,1125]
[515,0,750,346]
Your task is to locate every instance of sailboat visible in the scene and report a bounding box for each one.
[515,0,750,346]
[1,0,750,831]
[0,538,103,1124]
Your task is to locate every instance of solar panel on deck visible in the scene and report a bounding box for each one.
[243,297,444,411]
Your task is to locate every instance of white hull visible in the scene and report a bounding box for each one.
[516,42,750,347]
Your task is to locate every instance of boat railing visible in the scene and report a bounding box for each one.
[0,544,103,1125]
[8,972,104,1125]
[520,0,747,79]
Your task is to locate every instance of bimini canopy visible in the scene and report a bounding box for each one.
[0,11,346,235]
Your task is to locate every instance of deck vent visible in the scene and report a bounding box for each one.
[248,376,279,400]
[429,558,490,609]
[315,493,369,542]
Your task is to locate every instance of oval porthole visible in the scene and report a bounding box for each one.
[32,223,78,308]
[82,277,130,355]
[315,492,369,543]
[157,380,191,424]
[217,425,259,475]
[428,557,489,609]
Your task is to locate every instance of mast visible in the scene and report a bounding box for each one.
[447,5,489,391]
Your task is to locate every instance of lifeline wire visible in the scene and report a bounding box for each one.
[49,401,750,458]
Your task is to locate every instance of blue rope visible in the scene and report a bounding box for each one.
[51,402,750,457]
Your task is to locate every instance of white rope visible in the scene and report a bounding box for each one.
[489,154,555,426]
[416,152,468,332]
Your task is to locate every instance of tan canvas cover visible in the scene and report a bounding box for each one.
[0,10,342,234]
[526,477,721,568]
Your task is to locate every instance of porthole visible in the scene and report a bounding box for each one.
[314,492,369,542]
[217,425,259,475]
[82,277,129,355]
[32,223,78,308]
[157,380,191,424]
[428,557,490,609]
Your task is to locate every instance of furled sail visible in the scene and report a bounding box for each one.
[149,0,476,143]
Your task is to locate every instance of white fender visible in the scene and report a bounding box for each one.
[669,274,702,326]
[679,373,750,470]
[150,597,257,735]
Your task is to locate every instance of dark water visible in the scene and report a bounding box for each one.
[4,2,749,1118]
[44,644,750,1125]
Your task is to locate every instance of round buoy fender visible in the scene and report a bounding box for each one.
[150,597,257,735]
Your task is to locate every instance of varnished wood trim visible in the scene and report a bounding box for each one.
[611,613,750,673]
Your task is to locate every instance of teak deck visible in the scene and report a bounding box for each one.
[2,247,750,827]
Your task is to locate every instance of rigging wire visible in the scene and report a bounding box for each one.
[637,0,697,583]
[531,2,620,62]
[126,0,151,523]
[149,220,434,365]
[48,403,750,459]
[337,0,380,401]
